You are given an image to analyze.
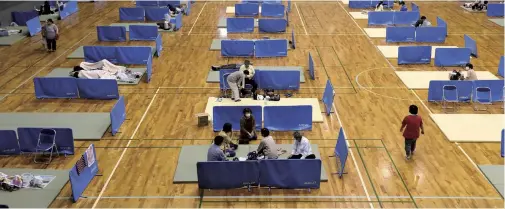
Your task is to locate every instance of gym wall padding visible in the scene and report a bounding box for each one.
[129,25,158,41]
[487,4,505,17]
[110,96,126,136]
[119,8,145,21]
[263,105,312,131]
[398,46,432,65]
[60,0,78,20]
[70,144,99,202]
[434,48,471,67]
[235,3,260,16]
[335,127,348,178]
[26,16,42,37]
[464,34,478,57]
[97,26,127,42]
[261,3,285,17]
[258,18,287,33]
[227,18,255,33]
[322,80,334,115]
[415,27,446,43]
[386,26,415,42]
[212,106,263,131]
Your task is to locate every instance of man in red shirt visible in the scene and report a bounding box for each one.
[400,105,424,160]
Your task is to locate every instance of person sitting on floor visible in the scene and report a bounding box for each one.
[414,16,431,27]
[463,63,478,81]
[156,13,176,31]
[375,1,385,11]
[399,1,408,11]
[288,131,316,159]
[36,1,53,15]
[449,69,464,80]
[218,123,238,150]
[473,1,488,10]
[207,136,227,161]
[239,108,257,144]
[257,128,278,159]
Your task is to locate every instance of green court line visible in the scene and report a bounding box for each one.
[353,140,383,208]
[200,200,411,203]
[381,140,419,208]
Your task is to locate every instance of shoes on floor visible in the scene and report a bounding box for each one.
[234,99,241,102]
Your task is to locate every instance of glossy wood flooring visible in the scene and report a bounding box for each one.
[0,1,503,208]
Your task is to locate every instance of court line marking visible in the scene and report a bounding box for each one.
[58,195,504,200]
[91,87,161,209]
[294,3,309,35]
[0,32,91,102]
[188,2,207,35]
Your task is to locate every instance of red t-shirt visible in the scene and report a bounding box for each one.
[402,115,423,139]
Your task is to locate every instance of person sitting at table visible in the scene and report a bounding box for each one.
[207,136,227,161]
[239,108,257,144]
[288,131,316,159]
[218,123,238,150]
[257,128,278,159]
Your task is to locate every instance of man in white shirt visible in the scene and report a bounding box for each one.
[464,63,478,81]
[288,131,316,159]
[239,60,257,93]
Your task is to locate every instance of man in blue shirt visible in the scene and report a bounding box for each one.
[207,136,227,161]
[399,2,408,11]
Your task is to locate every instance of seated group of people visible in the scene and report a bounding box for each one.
[69,59,142,83]
[449,63,478,81]
[463,0,489,11]
[35,1,64,15]
[156,4,187,31]
[374,0,407,12]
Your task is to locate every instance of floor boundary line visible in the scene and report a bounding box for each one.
[294,3,309,35]
[57,195,504,200]
[187,2,207,35]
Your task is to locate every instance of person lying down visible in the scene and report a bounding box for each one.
[69,59,142,83]
[0,28,23,37]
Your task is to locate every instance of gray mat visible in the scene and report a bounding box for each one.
[173,144,328,183]
[218,17,259,28]
[0,26,28,46]
[0,168,69,208]
[46,68,147,85]
[39,13,60,22]
[206,66,306,83]
[209,38,289,51]
[0,113,110,140]
[478,165,504,198]
[109,23,175,32]
[460,5,486,12]
[489,18,504,26]
[67,45,156,59]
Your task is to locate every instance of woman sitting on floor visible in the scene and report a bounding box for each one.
[156,13,177,31]
[69,59,141,83]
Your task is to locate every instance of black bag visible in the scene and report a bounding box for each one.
[247,151,258,161]
[270,94,280,101]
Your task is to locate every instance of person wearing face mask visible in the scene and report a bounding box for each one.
[288,131,315,159]
[239,108,257,144]
[42,19,58,52]
[463,63,478,81]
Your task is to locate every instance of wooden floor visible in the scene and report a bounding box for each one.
[0,1,503,208]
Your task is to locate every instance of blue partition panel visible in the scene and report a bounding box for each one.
[129,25,158,41]
[76,79,119,100]
[368,11,395,26]
[464,35,478,57]
[261,4,285,17]
[349,0,373,8]
[427,80,473,102]
[263,0,282,4]
[136,0,158,7]
[146,54,153,83]
[487,4,505,17]
[145,8,170,21]
[17,128,74,155]
[411,2,419,11]
[110,96,126,136]
[472,80,504,102]
[393,11,420,25]
[309,52,315,80]
[119,8,145,21]
[287,0,291,12]
[264,105,312,131]
[373,0,394,8]
[227,18,255,33]
[221,40,255,57]
[155,34,162,56]
[70,144,98,202]
[258,19,287,33]
[174,13,183,30]
[259,159,321,189]
[212,106,262,131]
[501,129,504,157]
[398,46,432,65]
[257,70,300,90]
[235,3,260,16]
[434,48,471,67]
[97,26,127,42]
[498,56,504,77]
[415,27,446,43]
[116,46,152,64]
[335,128,348,177]
[11,11,38,26]
[255,39,288,57]
[26,17,42,37]
[0,130,20,155]
[60,0,78,20]
[322,80,334,115]
[34,77,78,99]
[436,17,447,37]
[83,46,118,63]
[197,161,260,189]
[386,26,415,42]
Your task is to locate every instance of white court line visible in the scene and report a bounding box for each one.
[0,32,91,101]
[294,3,308,35]
[331,102,375,209]
[187,2,207,35]
[59,195,504,200]
[91,87,161,209]
[455,142,486,178]
[411,90,432,114]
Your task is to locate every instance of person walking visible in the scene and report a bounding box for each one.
[400,105,424,160]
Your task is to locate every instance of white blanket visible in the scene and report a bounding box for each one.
[78,59,134,81]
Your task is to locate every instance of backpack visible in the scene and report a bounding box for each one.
[247,151,258,160]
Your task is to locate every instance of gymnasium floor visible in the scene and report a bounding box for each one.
[0,1,503,208]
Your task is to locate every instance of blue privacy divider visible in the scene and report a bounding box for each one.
[257,70,300,90]
[427,80,473,102]
[472,80,504,102]
[156,34,162,56]
[115,46,152,64]
[76,79,119,100]
[258,19,287,33]
[212,106,262,131]
[291,30,296,49]
[308,52,315,80]
[60,0,79,20]
[335,128,348,177]
[129,25,158,40]
[498,56,504,77]
[261,3,285,17]
[11,11,38,26]
[17,128,74,155]
[97,26,127,42]
[83,46,118,63]
[255,39,288,57]
[145,8,170,21]
[464,35,478,57]
[185,0,191,16]
[501,129,504,157]
[26,16,42,37]
[322,80,334,115]
[34,77,79,99]
[434,48,471,67]
[221,40,255,57]
[146,54,153,82]
[393,11,420,25]
[110,96,126,136]
[398,46,432,65]
[175,13,183,30]
[487,4,504,17]
[0,130,20,155]
[368,11,395,26]
[259,159,321,189]
[70,144,99,202]
[119,7,145,21]
[436,17,447,37]
[235,3,260,16]
[164,0,182,6]
[227,18,255,33]
[263,105,312,131]
[349,0,373,8]
[411,2,419,11]
[386,26,415,42]
[197,161,260,189]
[263,0,282,4]
[415,27,446,43]
[136,0,158,7]
[287,0,291,12]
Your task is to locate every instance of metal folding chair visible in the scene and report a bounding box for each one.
[34,129,59,164]
[221,73,231,98]
[474,87,492,111]
[442,85,459,112]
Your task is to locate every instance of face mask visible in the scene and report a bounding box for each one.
[465,67,470,70]
[245,113,251,118]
